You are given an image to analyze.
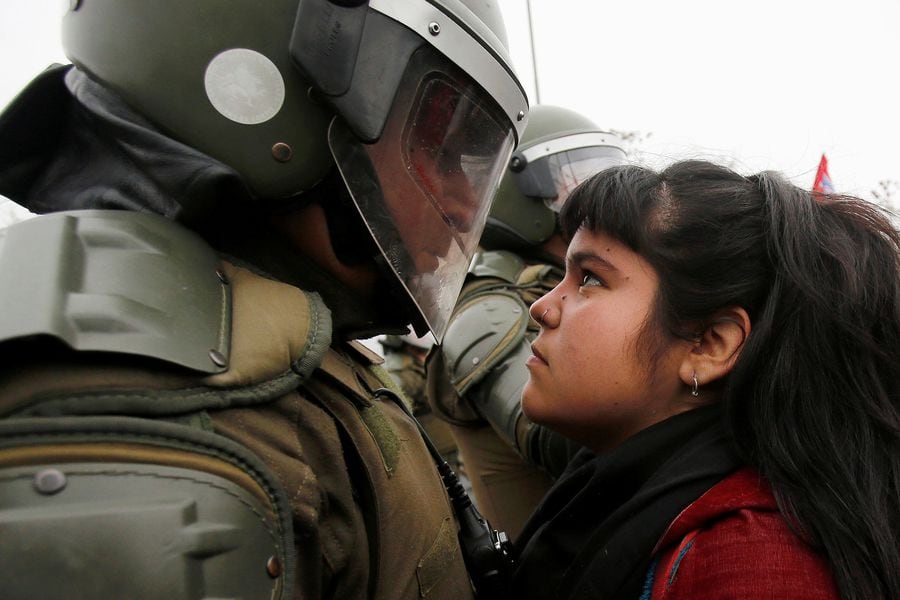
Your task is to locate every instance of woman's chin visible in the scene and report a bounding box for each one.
[521,386,547,425]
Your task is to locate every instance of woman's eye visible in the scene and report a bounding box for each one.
[580,272,605,288]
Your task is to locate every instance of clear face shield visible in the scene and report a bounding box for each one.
[514,138,627,213]
[329,47,515,341]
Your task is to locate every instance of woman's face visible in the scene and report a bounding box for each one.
[523,227,691,452]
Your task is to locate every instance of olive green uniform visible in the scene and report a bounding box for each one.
[0,0,529,594]
[381,337,461,471]
[0,212,472,600]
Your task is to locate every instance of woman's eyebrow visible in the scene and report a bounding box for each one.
[566,250,620,273]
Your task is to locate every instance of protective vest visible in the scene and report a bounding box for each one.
[0,210,472,600]
[426,249,575,474]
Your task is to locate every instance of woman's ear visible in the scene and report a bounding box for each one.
[679,306,751,390]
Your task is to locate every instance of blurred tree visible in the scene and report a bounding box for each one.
[609,129,652,154]
[871,179,898,211]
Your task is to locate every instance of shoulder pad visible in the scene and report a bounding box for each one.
[468,250,525,283]
[4,264,334,418]
[0,210,230,374]
[440,291,529,395]
[0,416,295,599]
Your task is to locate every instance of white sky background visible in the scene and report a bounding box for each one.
[0,0,898,206]
[500,0,899,199]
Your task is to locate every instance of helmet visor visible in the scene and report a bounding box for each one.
[329,47,515,341]
[516,145,627,213]
[541,148,626,213]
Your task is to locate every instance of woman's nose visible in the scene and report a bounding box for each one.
[530,296,554,328]
[530,287,567,328]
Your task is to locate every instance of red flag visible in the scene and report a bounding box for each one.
[812,154,835,194]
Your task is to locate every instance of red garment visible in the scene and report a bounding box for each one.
[649,468,839,599]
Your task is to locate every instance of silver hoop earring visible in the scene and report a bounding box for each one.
[691,372,699,397]
[538,308,550,325]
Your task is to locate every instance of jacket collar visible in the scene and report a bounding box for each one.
[654,467,778,553]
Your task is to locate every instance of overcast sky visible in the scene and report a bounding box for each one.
[499,0,899,201]
[1,0,897,205]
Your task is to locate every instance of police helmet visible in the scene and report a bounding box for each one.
[61,0,528,341]
[481,105,626,250]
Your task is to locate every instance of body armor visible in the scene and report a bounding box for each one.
[0,211,471,599]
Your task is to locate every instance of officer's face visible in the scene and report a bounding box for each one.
[366,108,481,274]
[271,201,379,297]
[522,228,693,452]
[339,60,514,339]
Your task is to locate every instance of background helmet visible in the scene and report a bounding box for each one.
[61,0,528,341]
[481,104,626,251]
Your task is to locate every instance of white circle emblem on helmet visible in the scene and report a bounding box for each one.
[204,49,285,125]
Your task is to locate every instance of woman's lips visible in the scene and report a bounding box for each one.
[528,343,548,366]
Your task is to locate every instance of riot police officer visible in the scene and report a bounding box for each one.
[426,105,627,538]
[0,1,527,599]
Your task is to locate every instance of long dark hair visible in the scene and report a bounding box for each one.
[560,160,900,600]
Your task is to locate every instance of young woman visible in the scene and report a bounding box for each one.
[510,161,899,600]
